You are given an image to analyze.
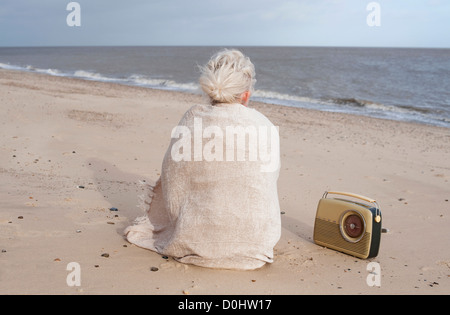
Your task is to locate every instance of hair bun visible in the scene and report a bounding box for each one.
[199,49,256,104]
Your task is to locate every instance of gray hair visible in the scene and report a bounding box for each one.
[199,49,256,105]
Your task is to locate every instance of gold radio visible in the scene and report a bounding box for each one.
[313,191,382,259]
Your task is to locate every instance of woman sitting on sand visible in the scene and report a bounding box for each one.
[125,49,281,270]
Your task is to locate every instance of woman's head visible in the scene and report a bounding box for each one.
[199,49,256,105]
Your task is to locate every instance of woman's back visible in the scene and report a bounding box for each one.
[125,49,282,270]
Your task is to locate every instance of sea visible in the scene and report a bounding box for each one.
[1,46,449,128]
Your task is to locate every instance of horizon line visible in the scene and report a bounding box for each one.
[1,44,449,50]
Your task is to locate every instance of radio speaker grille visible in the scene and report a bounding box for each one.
[314,218,371,256]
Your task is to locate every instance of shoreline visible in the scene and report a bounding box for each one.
[1,63,448,129]
[0,69,449,295]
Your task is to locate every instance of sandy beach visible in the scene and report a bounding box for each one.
[0,68,449,295]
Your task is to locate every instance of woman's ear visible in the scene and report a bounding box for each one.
[240,91,251,107]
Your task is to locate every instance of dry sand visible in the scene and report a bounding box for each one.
[0,69,449,295]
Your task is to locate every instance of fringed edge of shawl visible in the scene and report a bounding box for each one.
[136,179,158,214]
[123,178,160,237]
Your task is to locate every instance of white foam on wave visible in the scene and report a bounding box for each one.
[71,72,199,92]
[73,70,121,82]
[253,89,324,105]
[0,62,25,71]
[35,67,62,76]
[126,74,199,91]
[328,97,413,114]
[127,74,176,87]
[1,62,62,76]
[363,102,410,114]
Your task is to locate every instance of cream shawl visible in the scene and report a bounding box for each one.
[124,103,281,270]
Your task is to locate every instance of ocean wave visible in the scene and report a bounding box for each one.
[253,92,449,127]
[0,62,25,71]
[0,62,199,92]
[253,89,324,105]
[330,98,375,107]
[328,97,406,113]
[73,70,122,82]
[72,71,199,92]
[328,97,436,116]
[126,74,199,91]
[253,91,403,116]
[35,67,63,76]
[1,62,63,76]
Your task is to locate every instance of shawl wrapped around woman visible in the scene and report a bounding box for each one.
[124,103,281,270]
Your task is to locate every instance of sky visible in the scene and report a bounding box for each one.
[0,0,449,48]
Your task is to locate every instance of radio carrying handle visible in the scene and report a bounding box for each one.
[322,191,381,222]
[323,191,375,204]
